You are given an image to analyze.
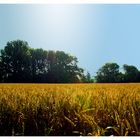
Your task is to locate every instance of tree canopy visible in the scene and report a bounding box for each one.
[0,40,84,83]
[1,40,140,83]
[95,63,120,83]
[95,63,140,83]
[123,64,139,82]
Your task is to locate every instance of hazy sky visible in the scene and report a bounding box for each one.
[0,4,140,76]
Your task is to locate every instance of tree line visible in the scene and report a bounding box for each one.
[0,40,84,83]
[95,63,140,83]
[0,40,140,83]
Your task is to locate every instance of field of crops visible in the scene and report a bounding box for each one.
[0,83,140,136]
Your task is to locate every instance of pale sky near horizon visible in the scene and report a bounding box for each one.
[0,4,140,76]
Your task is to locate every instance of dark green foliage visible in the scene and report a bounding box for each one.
[95,63,120,83]
[0,40,31,82]
[46,51,83,83]
[1,40,140,83]
[82,72,94,83]
[0,40,84,83]
[95,63,140,83]
[123,64,139,82]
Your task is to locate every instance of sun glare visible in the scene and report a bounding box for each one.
[46,5,78,32]
[47,5,69,23]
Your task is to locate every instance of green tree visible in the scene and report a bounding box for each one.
[123,64,139,82]
[0,55,3,82]
[0,40,84,83]
[117,72,125,83]
[46,51,83,83]
[0,40,31,82]
[46,50,57,83]
[95,62,120,83]
[30,48,48,82]
[82,71,93,83]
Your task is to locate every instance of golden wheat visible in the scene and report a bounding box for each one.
[0,83,140,136]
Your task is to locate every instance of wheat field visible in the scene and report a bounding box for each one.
[0,83,140,136]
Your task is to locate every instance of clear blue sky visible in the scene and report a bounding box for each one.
[0,4,140,76]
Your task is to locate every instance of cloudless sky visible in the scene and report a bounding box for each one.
[0,4,140,76]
